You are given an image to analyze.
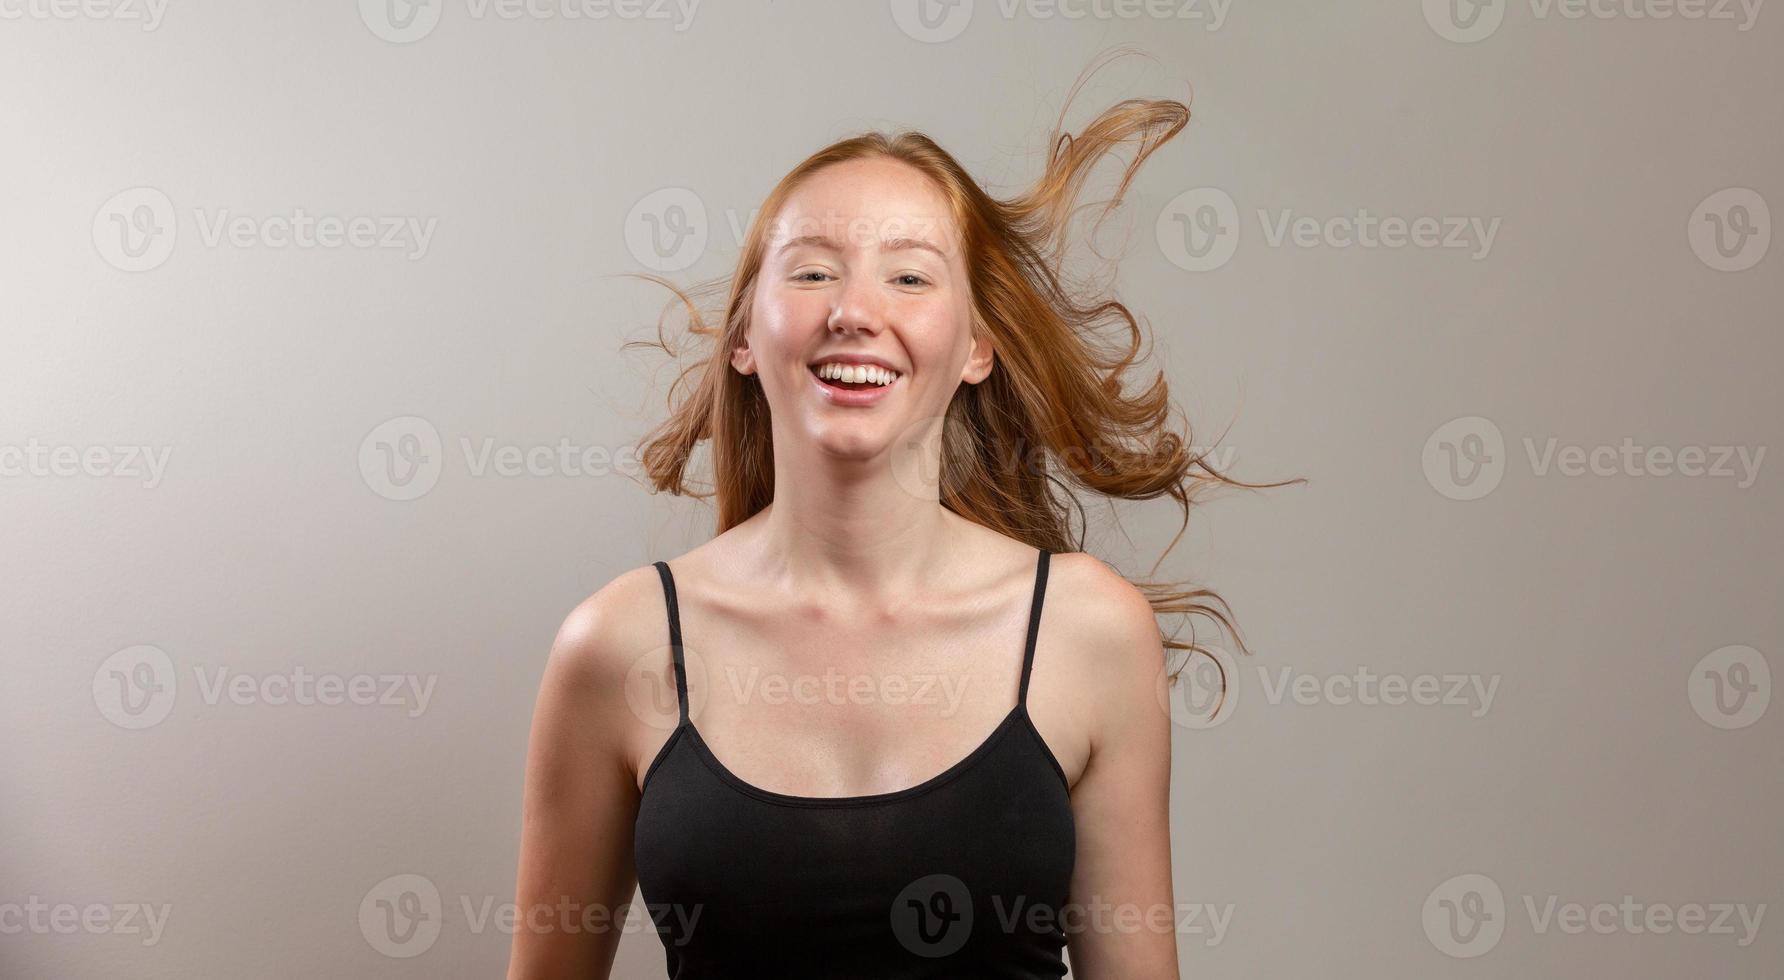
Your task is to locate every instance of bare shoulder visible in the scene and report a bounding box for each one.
[1042,551,1167,686]
[1041,549,1170,735]
[546,564,670,689]
[531,564,677,779]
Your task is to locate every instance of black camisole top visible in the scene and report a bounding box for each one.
[633,548,1076,978]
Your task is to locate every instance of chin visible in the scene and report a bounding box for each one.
[807,421,894,461]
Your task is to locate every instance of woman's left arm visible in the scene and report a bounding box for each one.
[1060,564,1181,979]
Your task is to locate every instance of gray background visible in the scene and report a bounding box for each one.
[2,1,1779,977]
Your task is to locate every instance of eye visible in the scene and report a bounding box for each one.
[894,273,930,287]
[792,270,833,283]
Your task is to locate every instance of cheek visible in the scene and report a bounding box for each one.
[752,288,826,349]
[900,304,974,375]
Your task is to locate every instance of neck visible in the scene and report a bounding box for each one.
[748,434,956,599]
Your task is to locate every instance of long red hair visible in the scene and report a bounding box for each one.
[623,47,1298,676]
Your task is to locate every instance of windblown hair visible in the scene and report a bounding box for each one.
[623,47,1297,679]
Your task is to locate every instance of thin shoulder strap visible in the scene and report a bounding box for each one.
[1018,548,1052,707]
[651,561,690,727]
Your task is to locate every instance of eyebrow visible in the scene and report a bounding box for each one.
[774,234,947,260]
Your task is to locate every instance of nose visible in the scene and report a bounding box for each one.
[827,273,886,337]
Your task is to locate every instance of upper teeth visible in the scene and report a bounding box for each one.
[815,362,899,386]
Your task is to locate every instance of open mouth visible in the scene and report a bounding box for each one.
[809,361,902,392]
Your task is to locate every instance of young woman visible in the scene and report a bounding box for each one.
[507,52,1267,980]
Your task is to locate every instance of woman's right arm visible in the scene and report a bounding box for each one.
[506,571,661,980]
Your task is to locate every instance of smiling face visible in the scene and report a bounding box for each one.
[735,156,993,463]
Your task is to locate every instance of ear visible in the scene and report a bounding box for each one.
[731,335,758,376]
[961,321,995,385]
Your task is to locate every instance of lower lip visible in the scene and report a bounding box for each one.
[809,368,900,407]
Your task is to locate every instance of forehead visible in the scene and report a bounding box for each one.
[768,157,960,258]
